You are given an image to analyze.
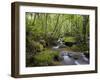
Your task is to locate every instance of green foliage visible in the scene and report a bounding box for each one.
[39,40,46,47]
[79,43,89,51]
[71,44,89,52]
[34,52,52,66]
[71,45,81,52]
[26,40,44,54]
[63,37,77,42]
[35,42,44,52]
[33,50,59,66]
[26,12,89,66]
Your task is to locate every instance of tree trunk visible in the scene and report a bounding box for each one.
[45,13,48,39]
[32,13,36,26]
[52,14,60,37]
[82,15,87,44]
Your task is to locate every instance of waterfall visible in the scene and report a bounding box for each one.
[52,38,64,49]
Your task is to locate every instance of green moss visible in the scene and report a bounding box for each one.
[71,45,81,52]
[33,50,60,66]
[71,44,89,52]
[63,37,76,42]
[34,52,52,65]
[35,42,44,52]
[26,40,44,54]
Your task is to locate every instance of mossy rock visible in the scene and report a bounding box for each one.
[63,37,77,43]
[26,40,44,54]
[71,45,81,52]
[71,44,89,52]
[35,42,44,52]
[33,50,60,66]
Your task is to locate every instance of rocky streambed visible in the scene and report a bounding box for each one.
[60,51,89,65]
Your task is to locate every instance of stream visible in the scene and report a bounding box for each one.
[52,38,89,65]
[60,51,89,65]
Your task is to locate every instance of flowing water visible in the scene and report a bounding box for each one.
[60,51,89,65]
[52,38,89,65]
